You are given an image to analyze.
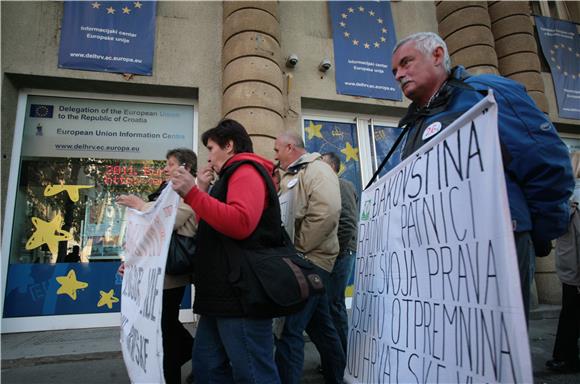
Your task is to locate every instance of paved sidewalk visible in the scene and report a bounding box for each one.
[1,306,579,383]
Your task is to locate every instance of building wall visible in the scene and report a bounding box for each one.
[1,1,223,226]
[278,1,439,133]
[1,1,579,316]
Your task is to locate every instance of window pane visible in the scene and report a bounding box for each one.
[3,95,194,317]
[303,119,362,193]
[371,124,403,177]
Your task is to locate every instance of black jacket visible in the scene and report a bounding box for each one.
[192,160,281,317]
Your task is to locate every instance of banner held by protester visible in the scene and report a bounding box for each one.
[120,184,179,383]
[346,94,533,383]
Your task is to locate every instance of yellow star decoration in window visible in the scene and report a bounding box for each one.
[44,184,93,202]
[106,6,115,14]
[56,270,88,301]
[305,121,323,140]
[134,1,142,9]
[91,2,100,9]
[122,6,131,14]
[97,289,119,309]
[338,162,346,175]
[25,214,73,257]
[341,142,359,162]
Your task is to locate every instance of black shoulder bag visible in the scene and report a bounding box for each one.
[166,232,196,275]
[224,161,325,318]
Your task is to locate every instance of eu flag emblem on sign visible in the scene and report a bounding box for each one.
[58,1,156,75]
[29,104,54,118]
[328,1,401,101]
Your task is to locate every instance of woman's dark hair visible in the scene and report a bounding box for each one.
[201,119,253,154]
[166,148,197,176]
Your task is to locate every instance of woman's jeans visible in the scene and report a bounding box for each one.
[193,315,280,384]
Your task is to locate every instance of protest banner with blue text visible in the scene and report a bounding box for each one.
[121,184,179,383]
[346,94,532,383]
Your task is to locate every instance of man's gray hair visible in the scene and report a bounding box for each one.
[278,131,305,149]
[393,32,451,74]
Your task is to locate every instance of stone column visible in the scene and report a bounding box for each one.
[222,1,284,157]
[436,1,499,75]
[487,1,549,113]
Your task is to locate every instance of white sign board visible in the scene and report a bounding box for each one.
[120,185,180,383]
[346,95,533,383]
[23,95,194,160]
[279,190,295,241]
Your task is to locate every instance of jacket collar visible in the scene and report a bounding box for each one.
[285,152,321,175]
[398,66,473,128]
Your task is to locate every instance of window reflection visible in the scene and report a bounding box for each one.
[11,157,164,264]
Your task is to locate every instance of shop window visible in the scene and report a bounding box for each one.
[302,113,401,192]
[2,92,196,319]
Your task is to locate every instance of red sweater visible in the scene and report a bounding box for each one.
[183,153,274,240]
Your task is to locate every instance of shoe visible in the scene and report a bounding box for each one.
[546,359,580,373]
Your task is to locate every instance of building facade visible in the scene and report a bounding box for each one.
[2,1,579,332]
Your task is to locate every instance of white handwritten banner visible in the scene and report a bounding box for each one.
[346,94,533,383]
[120,184,179,383]
[279,190,295,241]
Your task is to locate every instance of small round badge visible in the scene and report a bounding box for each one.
[422,121,442,140]
[287,178,298,188]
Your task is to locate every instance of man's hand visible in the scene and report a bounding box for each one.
[171,166,197,197]
[533,237,553,257]
[116,194,145,210]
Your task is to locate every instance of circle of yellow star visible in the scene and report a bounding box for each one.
[305,121,324,140]
[339,6,388,50]
[97,289,119,309]
[91,2,100,9]
[133,1,142,8]
[122,6,131,14]
[56,270,88,301]
[341,142,359,162]
[106,6,115,14]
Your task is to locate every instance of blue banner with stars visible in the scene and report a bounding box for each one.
[535,16,580,120]
[328,1,401,101]
[304,119,361,193]
[58,1,156,75]
[3,263,192,317]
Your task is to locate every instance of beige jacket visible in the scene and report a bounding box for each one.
[279,152,341,272]
[143,199,197,289]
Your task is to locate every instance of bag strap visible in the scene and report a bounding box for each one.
[364,128,407,190]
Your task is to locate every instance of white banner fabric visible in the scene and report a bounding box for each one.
[120,184,180,383]
[345,94,533,383]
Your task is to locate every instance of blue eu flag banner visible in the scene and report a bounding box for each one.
[328,0,401,101]
[58,1,156,76]
[535,16,580,120]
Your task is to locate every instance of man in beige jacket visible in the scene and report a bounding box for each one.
[273,131,345,384]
